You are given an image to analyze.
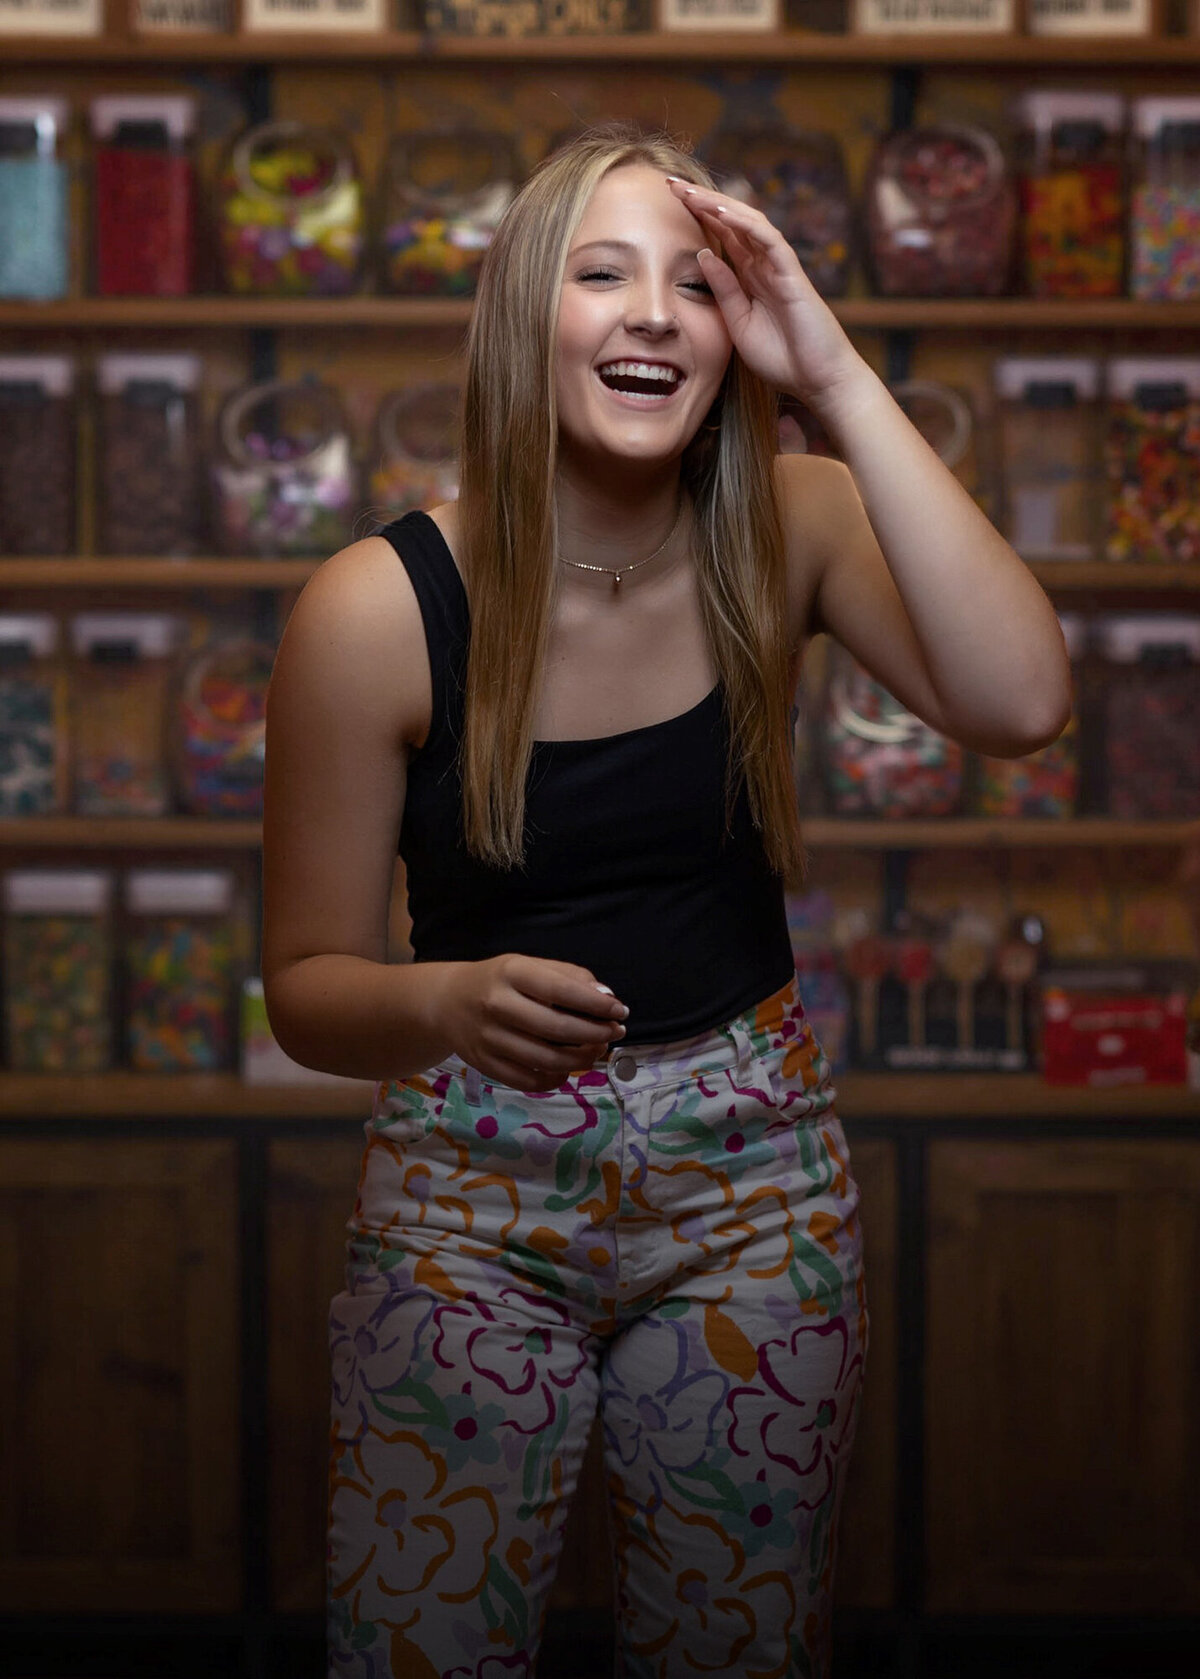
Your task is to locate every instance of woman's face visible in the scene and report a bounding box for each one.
[555,162,732,479]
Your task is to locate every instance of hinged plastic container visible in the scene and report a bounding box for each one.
[69,612,179,816]
[0,96,70,301]
[95,352,204,556]
[1104,357,1200,564]
[973,613,1086,817]
[368,383,460,521]
[211,377,356,555]
[0,354,77,555]
[380,129,515,297]
[0,613,68,817]
[175,636,272,817]
[1130,96,1200,301]
[819,642,965,817]
[218,119,365,296]
[3,868,115,1072]
[123,867,239,1070]
[90,94,196,296]
[1013,90,1125,297]
[1095,613,1200,818]
[995,356,1102,561]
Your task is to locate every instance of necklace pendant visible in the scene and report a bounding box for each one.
[612,571,621,592]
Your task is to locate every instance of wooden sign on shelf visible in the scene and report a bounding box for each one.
[241,0,385,30]
[0,0,102,31]
[852,0,1016,29]
[1027,0,1161,34]
[658,0,781,30]
[135,0,230,27]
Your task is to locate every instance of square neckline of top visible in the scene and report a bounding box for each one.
[408,509,721,750]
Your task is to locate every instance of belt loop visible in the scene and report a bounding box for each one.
[727,1019,753,1080]
[464,1065,482,1106]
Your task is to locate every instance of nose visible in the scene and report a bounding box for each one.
[626,278,678,338]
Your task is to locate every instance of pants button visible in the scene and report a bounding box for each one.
[611,1052,637,1081]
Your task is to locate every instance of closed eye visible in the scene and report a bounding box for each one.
[576,268,713,297]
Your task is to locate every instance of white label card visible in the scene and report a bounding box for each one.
[0,0,101,34]
[242,0,384,30]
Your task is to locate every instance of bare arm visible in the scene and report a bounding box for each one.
[260,536,627,1087]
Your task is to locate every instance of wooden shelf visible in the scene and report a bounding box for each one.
[0,1067,1191,1120]
[0,816,1195,850]
[5,29,1200,69]
[7,296,1200,332]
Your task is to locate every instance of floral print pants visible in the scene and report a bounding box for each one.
[327,975,866,1679]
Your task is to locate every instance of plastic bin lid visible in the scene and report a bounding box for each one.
[1095,615,1200,662]
[0,96,70,130]
[89,94,195,142]
[0,613,58,656]
[70,613,178,658]
[994,357,1100,401]
[1107,359,1200,402]
[0,354,74,396]
[95,352,201,395]
[124,869,235,916]
[1013,91,1125,131]
[1133,97,1200,138]
[4,870,112,915]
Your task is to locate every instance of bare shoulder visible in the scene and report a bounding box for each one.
[772,451,854,647]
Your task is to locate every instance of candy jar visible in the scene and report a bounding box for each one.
[864,123,1017,297]
[379,128,514,297]
[69,613,179,817]
[175,636,272,817]
[0,354,77,555]
[1104,358,1200,565]
[974,614,1086,819]
[820,641,965,818]
[368,383,460,522]
[995,356,1102,562]
[0,96,70,300]
[90,94,196,296]
[1096,614,1200,819]
[123,868,239,1071]
[95,352,204,556]
[1014,91,1125,298]
[0,614,69,817]
[1130,97,1200,302]
[702,121,853,297]
[211,377,357,556]
[219,119,365,296]
[3,868,115,1072]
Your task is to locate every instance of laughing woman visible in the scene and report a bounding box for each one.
[262,122,1071,1679]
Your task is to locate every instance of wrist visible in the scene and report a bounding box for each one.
[802,359,887,443]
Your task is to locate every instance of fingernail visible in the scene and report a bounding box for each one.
[618,1005,630,1020]
[715,206,727,216]
[665,174,683,183]
[684,188,697,196]
[595,983,614,995]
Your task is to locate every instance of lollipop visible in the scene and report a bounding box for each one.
[996,915,1044,1054]
[843,927,892,1061]
[941,909,996,1052]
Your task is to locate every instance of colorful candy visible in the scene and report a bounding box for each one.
[126,900,235,1072]
[3,871,114,1072]
[70,614,178,818]
[821,646,964,818]
[219,121,364,297]
[1104,360,1200,565]
[1015,93,1125,298]
[177,638,272,817]
[0,615,66,816]
[1130,99,1200,302]
[380,133,513,298]
[369,384,460,521]
[704,127,852,298]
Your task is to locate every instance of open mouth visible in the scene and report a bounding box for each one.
[595,360,686,403]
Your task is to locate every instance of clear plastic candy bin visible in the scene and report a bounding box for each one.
[3,868,115,1072]
[70,613,179,817]
[90,94,197,296]
[0,96,70,301]
[996,356,1102,562]
[1097,614,1200,819]
[1014,90,1126,299]
[1104,357,1200,565]
[219,119,365,296]
[0,614,68,817]
[123,868,240,1071]
[820,641,965,818]
[380,129,514,297]
[95,352,204,556]
[368,384,460,522]
[0,354,76,555]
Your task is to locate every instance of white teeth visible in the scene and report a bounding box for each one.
[597,361,682,384]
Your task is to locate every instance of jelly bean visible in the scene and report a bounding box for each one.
[1104,397,1200,565]
[1019,164,1124,298]
[127,917,234,1071]
[4,913,113,1072]
[1131,187,1200,301]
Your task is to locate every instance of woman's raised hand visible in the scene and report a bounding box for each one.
[431,954,628,1092]
[668,175,863,413]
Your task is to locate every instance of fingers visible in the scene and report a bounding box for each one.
[667,177,776,249]
[504,955,629,1025]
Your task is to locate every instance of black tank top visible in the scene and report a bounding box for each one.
[382,510,794,1044]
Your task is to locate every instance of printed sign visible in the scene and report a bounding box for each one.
[1027,0,1154,33]
[242,0,385,30]
[135,0,230,26]
[852,0,1015,28]
[659,0,780,30]
[0,0,101,33]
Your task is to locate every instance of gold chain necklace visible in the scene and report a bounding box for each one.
[557,502,683,594]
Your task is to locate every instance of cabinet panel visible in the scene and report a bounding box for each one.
[0,1138,240,1612]
[927,1139,1200,1615]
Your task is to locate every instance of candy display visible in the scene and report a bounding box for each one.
[95,352,204,556]
[219,120,365,296]
[0,97,69,301]
[380,129,514,297]
[996,357,1101,561]
[3,870,114,1072]
[820,643,965,818]
[211,377,357,556]
[0,615,68,817]
[974,618,1084,818]
[368,383,460,521]
[864,124,1017,297]
[176,637,272,817]
[0,355,76,555]
[90,94,196,297]
[940,908,996,1051]
[70,614,178,817]
[1130,97,1200,301]
[1104,358,1200,565]
[1097,615,1200,819]
[124,869,237,1071]
[702,123,852,298]
[1014,91,1125,298]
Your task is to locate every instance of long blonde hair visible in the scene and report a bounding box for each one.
[457,120,804,879]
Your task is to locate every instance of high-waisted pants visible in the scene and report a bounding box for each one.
[326,975,867,1679]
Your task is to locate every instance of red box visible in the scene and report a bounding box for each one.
[1041,990,1189,1087]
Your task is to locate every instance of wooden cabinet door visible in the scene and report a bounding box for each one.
[266,1132,365,1613]
[834,1135,898,1610]
[0,1138,240,1613]
[927,1138,1200,1615]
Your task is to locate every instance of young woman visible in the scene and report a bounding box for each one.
[262,123,1071,1679]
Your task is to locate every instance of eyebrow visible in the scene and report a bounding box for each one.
[569,239,703,262]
